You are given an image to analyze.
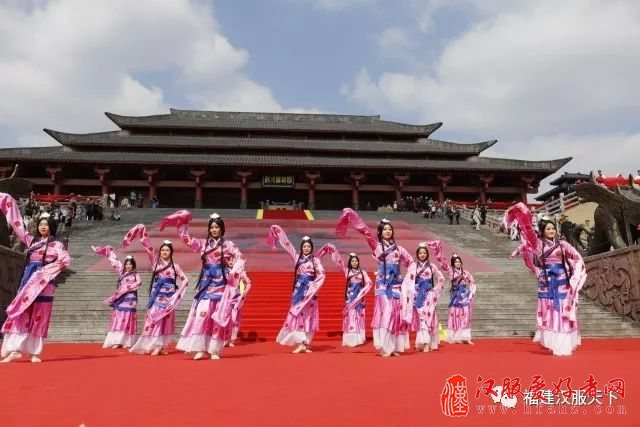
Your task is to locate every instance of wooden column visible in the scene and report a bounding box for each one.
[437,174,452,203]
[45,166,62,195]
[394,174,409,202]
[350,173,365,211]
[143,169,158,206]
[237,171,252,209]
[520,175,535,203]
[94,167,111,196]
[189,169,206,209]
[0,165,14,179]
[479,174,494,204]
[305,172,320,210]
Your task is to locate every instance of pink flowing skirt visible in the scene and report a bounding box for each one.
[177,299,231,354]
[276,300,319,346]
[107,310,137,335]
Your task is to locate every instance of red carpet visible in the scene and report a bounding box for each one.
[2,339,638,427]
[262,209,308,220]
[239,272,355,341]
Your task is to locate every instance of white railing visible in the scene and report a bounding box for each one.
[540,191,581,215]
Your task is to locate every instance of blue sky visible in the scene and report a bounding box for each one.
[0,0,639,189]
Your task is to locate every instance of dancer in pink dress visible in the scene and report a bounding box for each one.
[335,209,414,357]
[403,241,445,352]
[505,203,586,356]
[160,211,246,360]
[327,249,373,347]
[92,240,142,349]
[0,193,71,363]
[125,231,189,356]
[268,225,331,354]
[445,254,476,345]
[228,271,252,347]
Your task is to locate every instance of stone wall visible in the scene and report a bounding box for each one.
[583,245,640,322]
[0,245,24,328]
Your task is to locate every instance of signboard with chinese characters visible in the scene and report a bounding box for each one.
[262,175,295,188]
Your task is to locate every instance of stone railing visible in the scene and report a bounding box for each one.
[0,245,24,329]
[583,245,640,323]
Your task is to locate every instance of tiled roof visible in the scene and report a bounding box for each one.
[105,110,443,137]
[548,172,590,186]
[44,129,496,156]
[0,146,571,173]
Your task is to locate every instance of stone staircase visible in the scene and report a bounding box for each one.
[45,208,640,341]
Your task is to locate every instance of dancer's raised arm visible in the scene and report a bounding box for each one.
[122,224,155,268]
[267,225,298,261]
[335,208,377,251]
[92,245,122,274]
[0,193,34,246]
[504,203,538,252]
[160,209,206,252]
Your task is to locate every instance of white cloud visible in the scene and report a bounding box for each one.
[305,0,377,12]
[376,27,415,60]
[343,0,640,188]
[0,0,291,147]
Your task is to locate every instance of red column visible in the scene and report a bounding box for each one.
[46,166,62,195]
[350,173,364,210]
[305,172,320,210]
[237,171,252,209]
[437,174,451,203]
[95,167,111,196]
[520,175,535,203]
[190,170,206,209]
[479,174,494,204]
[143,169,158,206]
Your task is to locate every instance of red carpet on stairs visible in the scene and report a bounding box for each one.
[239,271,357,341]
[2,340,638,427]
[262,209,309,220]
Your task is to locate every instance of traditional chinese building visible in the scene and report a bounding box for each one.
[0,109,570,209]
[535,172,590,202]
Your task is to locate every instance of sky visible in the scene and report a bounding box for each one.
[1,0,639,192]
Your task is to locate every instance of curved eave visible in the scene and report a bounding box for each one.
[0,149,574,174]
[105,111,441,137]
[43,130,498,156]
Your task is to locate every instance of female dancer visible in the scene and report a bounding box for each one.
[268,225,330,354]
[446,254,476,345]
[403,242,445,352]
[335,208,414,357]
[228,271,252,347]
[125,230,189,356]
[91,240,142,349]
[505,203,586,356]
[327,249,373,347]
[0,193,71,363]
[160,211,245,360]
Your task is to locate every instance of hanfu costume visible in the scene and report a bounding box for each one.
[92,241,142,348]
[160,210,245,357]
[335,209,414,356]
[0,193,71,359]
[327,249,373,347]
[230,272,252,344]
[445,265,476,344]
[124,226,189,354]
[267,226,330,347]
[402,241,445,351]
[505,203,586,356]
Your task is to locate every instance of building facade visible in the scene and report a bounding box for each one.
[0,109,570,209]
